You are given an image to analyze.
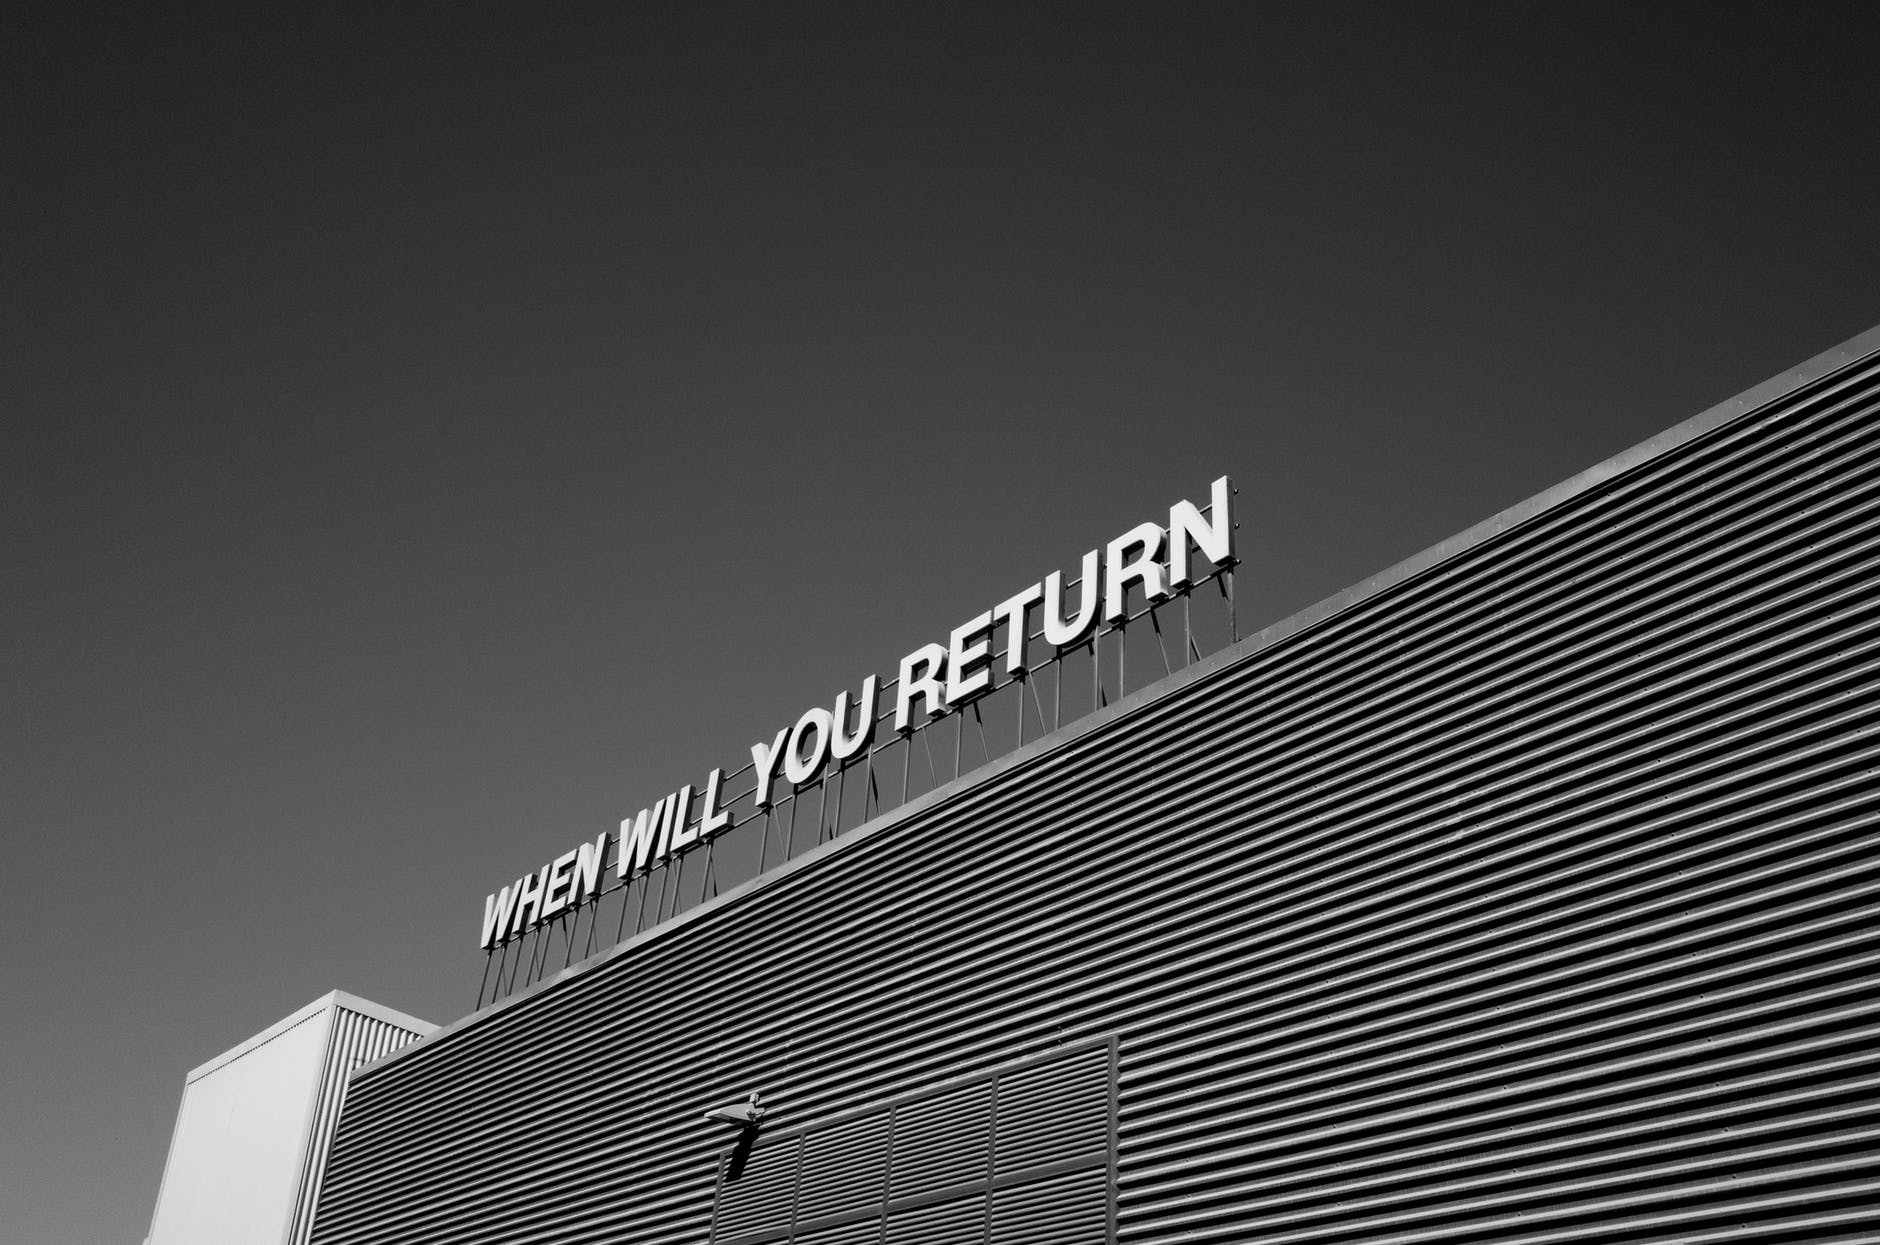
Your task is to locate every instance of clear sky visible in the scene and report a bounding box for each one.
[4,5,1878,1241]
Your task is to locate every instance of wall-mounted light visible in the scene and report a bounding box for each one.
[703,1091,765,1130]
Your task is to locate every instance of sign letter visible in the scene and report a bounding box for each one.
[993,582,1043,675]
[667,785,698,852]
[1043,551,1101,647]
[480,880,521,949]
[751,726,791,808]
[784,707,834,785]
[895,643,948,733]
[1104,522,1168,625]
[700,767,733,837]
[508,867,547,938]
[832,676,878,762]
[1168,476,1235,588]
[572,832,607,904]
[944,611,996,707]
[540,846,581,919]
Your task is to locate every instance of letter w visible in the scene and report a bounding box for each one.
[480,880,522,949]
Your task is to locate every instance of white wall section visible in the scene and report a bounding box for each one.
[146,992,431,1245]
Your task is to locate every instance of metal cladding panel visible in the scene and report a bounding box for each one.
[713,1134,800,1242]
[710,1039,1117,1245]
[310,342,1880,1245]
[995,1046,1111,1174]
[884,1193,986,1245]
[288,1006,436,1245]
[796,1219,890,1245]
[891,1080,993,1201]
[795,1112,892,1222]
[989,1168,1111,1245]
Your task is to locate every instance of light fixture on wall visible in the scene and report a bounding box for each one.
[704,1091,765,1130]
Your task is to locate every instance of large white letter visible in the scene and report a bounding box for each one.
[1104,522,1168,625]
[700,767,733,837]
[784,707,833,785]
[831,676,878,762]
[666,784,698,852]
[895,642,948,733]
[572,832,608,904]
[944,610,995,707]
[993,582,1043,675]
[1168,476,1235,588]
[480,879,521,949]
[540,846,581,919]
[1043,550,1101,647]
[751,725,790,807]
[508,866,547,937]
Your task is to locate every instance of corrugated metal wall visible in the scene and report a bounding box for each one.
[288,1007,432,1245]
[309,342,1880,1245]
[710,1038,1116,1245]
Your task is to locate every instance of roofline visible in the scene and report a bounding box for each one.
[354,318,1880,1081]
[326,990,438,1041]
[186,990,435,1083]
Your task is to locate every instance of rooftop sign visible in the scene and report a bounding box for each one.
[478,477,1236,953]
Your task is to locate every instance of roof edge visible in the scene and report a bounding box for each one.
[1261,320,1880,649]
[184,992,339,1083]
[185,990,435,1083]
[356,318,1880,1079]
[327,990,438,1039]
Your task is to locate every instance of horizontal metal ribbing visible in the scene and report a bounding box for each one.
[310,348,1880,1245]
[330,477,1880,1150]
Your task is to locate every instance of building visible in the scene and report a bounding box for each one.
[175,324,1880,1244]
[144,992,433,1245]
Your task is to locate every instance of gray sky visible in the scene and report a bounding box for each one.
[5,5,1878,1241]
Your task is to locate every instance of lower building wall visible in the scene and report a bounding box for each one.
[148,992,433,1245]
[309,338,1880,1245]
[149,1002,334,1245]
